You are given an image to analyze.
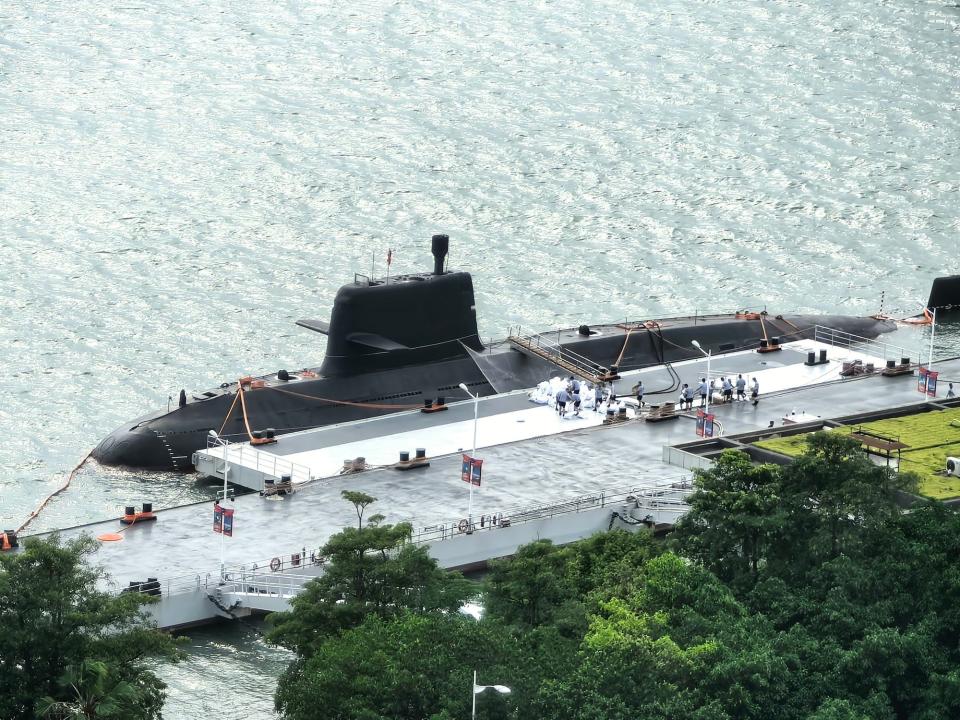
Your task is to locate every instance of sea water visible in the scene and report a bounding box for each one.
[1,0,958,715]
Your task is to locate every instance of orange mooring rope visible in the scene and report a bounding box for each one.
[17,449,92,534]
[263,384,425,411]
[237,381,256,442]
[614,328,633,368]
[217,388,242,437]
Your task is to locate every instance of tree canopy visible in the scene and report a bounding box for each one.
[0,535,180,720]
[270,435,960,720]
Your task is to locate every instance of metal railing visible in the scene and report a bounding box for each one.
[219,571,315,598]
[144,478,695,601]
[509,331,607,381]
[412,479,693,544]
[204,437,313,484]
[813,325,919,366]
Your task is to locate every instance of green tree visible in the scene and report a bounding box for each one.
[671,451,783,590]
[341,490,377,528]
[532,553,791,720]
[269,494,477,714]
[275,613,523,720]
[485,539,579,629]
[268,519,473,656]
[0,536,179,720]
[38,659,146,720]
[777,432,917,567]
[566,529,659,601]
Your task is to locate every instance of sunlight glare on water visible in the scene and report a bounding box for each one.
[1,0,958,715]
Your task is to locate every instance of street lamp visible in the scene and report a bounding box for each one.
[208,430,229,579]
[458,383,479,526]
[691,340,711,414]
[472,670,511,720]
[926,307,938,401]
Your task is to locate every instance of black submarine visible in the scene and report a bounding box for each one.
[94,235,901,471]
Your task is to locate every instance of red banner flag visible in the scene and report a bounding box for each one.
[704,414,716,438]
[213,503,223,534]
[461,454,483,486]
[222,507,234,537]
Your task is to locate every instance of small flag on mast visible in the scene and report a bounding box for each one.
[387,248,393,267]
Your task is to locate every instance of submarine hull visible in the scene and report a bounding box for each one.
[92,312,897,471]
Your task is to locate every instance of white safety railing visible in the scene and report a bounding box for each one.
[220,571,315,597]
[205,438,313,484]
[813,325,920,366]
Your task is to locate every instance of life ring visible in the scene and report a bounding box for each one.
[457,518,469,533]
[269,556,281,572]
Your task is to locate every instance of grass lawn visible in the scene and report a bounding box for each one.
[752,408,960,500]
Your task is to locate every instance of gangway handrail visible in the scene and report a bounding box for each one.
[530,332,603,370]
[508,332,609,383]
[204,438,313,484]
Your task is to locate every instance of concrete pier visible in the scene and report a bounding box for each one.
[31,334,954,630]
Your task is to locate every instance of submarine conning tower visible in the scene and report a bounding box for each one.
[318,235,483,377]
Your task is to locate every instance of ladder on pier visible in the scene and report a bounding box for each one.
[507,334,612,384]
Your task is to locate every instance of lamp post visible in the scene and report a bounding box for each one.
[927,307,938,400]
[928,307,937,372]
[691,340,711,414]
[458,383,479,526]
[472,669,511,720]
[208,430,229,579]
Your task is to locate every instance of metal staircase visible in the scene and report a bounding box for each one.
[507,333,610,384]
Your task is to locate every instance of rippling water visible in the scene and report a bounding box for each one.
[1,0,958,715]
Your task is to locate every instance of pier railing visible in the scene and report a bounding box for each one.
[813,325,920,366]
[411,479,694,544]
[150,479,694,600]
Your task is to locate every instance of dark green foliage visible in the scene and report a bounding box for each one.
[267,520,474,656]
[531,553,789,720]
[273,441,960,720]
[0,535,179,720]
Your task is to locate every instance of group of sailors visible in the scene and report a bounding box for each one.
[531,372,762,417]
[677,374,759,410]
